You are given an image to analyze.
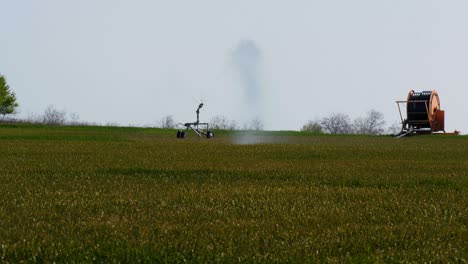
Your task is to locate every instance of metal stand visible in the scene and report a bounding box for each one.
[177,103,214,139]
[395,100,445,137]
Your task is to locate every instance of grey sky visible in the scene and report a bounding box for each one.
[1,1,467,132]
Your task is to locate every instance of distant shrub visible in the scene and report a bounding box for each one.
[158,115,176,129]
[301,120,323,133]
[352,109,386,135]
[243,117,264,131]
[210,115,238,130]
[320,113,353,134]
[41,105,67,125]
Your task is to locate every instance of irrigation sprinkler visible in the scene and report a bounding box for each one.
[176,103,214,139]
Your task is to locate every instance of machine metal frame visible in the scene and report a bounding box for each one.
[177,103,214,139]
[395,90,446,138]
[396,100,431,137]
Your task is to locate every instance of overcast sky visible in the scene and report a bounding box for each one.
[1,0,467,132]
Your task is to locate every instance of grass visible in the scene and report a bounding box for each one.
[0,124,466,262]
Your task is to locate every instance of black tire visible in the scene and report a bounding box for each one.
[176,131,181,138]
[180,131,186,138]
[207,130,214,139]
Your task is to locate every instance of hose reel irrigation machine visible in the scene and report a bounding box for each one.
[176,103,214,139]
[395,90,459,138]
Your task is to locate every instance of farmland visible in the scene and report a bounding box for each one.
[0,124,466,262]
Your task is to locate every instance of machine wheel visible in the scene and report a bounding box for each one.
[177,130,186,139]
[206,130,214,139]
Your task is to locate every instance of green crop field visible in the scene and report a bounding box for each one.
[0,124,466,263]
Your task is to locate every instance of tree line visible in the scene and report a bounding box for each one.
[158,111,397,135]
[158,115,264,131]
[1,73,399,134]
[301,110,398,135]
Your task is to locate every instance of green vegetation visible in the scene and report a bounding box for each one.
[0,124,466,262]
[0,74,19,118]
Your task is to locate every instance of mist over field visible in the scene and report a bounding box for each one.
[231,40,263,125]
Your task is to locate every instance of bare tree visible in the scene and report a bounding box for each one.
[244,117,264,131]
[210,115,238,130]
[301,119,323,133]
[68,112,80,125]
[42,105,67,125]
[210,115,228,130]
[105,122,120,127]
[227,120,238,130]
[353,109,386,135]
[387,121,402,135]
[320,113,352,134]
[158,115,176,129]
